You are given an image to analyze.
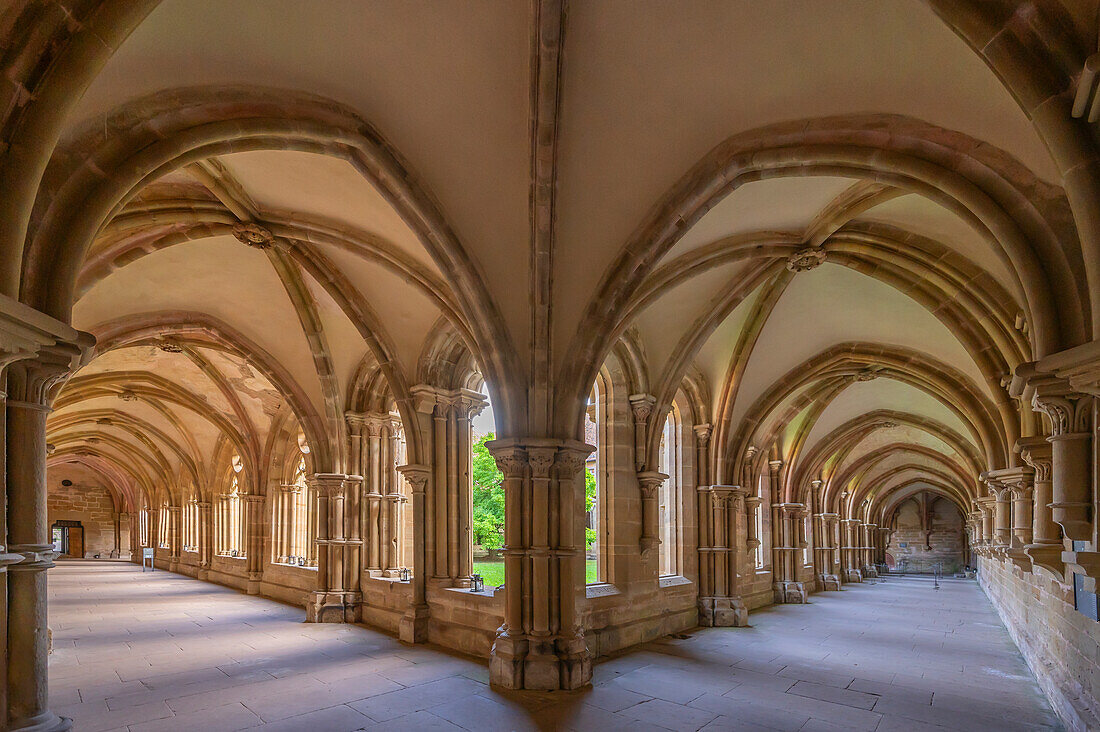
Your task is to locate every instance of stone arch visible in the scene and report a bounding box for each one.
[557,114,1089,436]
[19,85,522,436]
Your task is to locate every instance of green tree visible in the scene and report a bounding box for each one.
[584,468,597,550]
[472,432,505,552]
[471,433,600,552]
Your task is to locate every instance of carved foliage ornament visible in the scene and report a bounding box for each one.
[1031,391,1091,436]
[1020,447,1052,482]
[232,222,276,250]
[786,246,827,272]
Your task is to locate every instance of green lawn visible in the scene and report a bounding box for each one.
[473,560,598,588]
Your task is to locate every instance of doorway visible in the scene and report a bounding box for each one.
[51,520,84,558]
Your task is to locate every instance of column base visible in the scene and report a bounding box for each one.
[246,571,262,595]
[399,603,429,643]
[845,568,863,583]
[773,580,808,604]
[488,630,591,691]
[169,559,180,573]
[10,711,72,732]
[820,573,841,591]
[305,591,360,623]
[698,596,748,626]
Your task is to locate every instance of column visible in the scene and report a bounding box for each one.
[694,426,712,602]
[168,506,181,572]
[486,438,593,691]
[197,502,212,579]
[112,512,121,559]
[1020,439,1065,575]
[987,479,1012,548]
[363,415,383,572]
[841,518,861,582]
[128,512,140,564]
[7,344,86,732]
[628,394,656,471]
[637,471,666,558]
[1031,383,1093,541]
[397,465,430,643]
[243,494,264,594]
[305,474,359,623]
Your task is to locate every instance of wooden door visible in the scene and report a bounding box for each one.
[68,527,84,558]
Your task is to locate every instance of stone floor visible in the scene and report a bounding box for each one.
[47,561,1061,731]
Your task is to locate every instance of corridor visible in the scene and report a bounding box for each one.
[47,562,1059,731]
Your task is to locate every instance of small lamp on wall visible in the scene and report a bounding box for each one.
[297,556,306,567]
[470,573,484,593]
[399,567,410,582]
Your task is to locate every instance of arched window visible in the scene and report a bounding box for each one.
[803,514,811,565]
[587,381,605,584]
[216,456,245,557]
[657,409,680,577]
[754,475,765,569]
[183,498,198,553]
[274,440,317,568]
[470,386,503,589]
[158,499,170,549]
[139,506,149,547]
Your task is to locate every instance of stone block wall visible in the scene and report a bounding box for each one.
[47,480,117,557]
[979,557,1100,731]
[886,496,965,573]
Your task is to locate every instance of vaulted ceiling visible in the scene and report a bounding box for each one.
[5,0,1094,519]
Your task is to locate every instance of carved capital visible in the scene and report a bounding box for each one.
[694,423,713,446]
[6,339,90,408]
[1032,384,1092,436]
[555,448,589,480]
[628,393,657,423]
[486,443,528,480]
[307,473,350,496]
[527,447,557,479]
[637,471,669,499]
[1016,436,1052,482]
[396,464,430,493]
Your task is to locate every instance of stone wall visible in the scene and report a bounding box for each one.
[47,479,117,557]
[979,556,1100,732]
[886,496,965,574]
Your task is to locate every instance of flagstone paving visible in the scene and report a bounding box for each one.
[48,561,1061,730]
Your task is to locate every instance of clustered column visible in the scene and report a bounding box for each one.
[168,506,181,572]
[410,386,487,588]
[1019,439,1064,575]
[349,413,407,578]
[197,501,212,579]
[486,438,593,691]
[305,473,363,623]
[696,485,748,626]
[773,503,808,603]
[243,493,265,594]
[841,518,862,582]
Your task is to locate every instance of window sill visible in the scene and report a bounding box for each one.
[585,582,620,599]
[272,561,317,570]
[215,554,247,560]
[658,574,692,589]
[443,585,499,599]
